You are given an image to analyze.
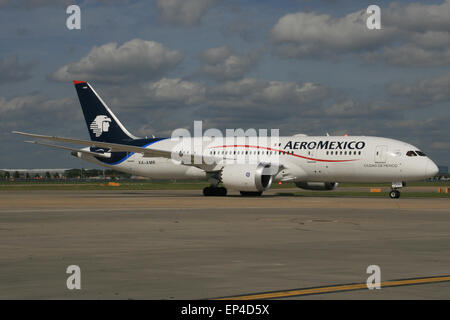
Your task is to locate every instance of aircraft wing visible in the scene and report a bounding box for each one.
[13,131,171,158]
[13,131,284,174]
[13,131,215,167]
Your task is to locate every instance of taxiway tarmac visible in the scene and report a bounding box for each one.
[0,189,449,299]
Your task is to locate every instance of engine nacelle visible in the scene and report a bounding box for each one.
[221,163,273,192]
[295,182,338,190]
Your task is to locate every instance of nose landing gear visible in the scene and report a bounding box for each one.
[389,189,401,199]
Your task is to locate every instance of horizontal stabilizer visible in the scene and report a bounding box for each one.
[25,141,111,158]
[13,131,170,158]
[13,131,246,169]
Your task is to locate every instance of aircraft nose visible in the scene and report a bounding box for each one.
[426,160,439,178]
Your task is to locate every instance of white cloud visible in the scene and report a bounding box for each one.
[156,0,215,26]
[270,11,396,58]
[0,0,71,8]
[200,46,262,80]
[50,39,183,83]
[107,78,206,107]
[366,45,450,67]
[322,98,402,119]
[0,54,36,84]
[270,0,450,66]
[0,0,129,8]
[201,46,232,64]
[206,78,330,110]
[0,94,79,134]
[388,72,450,103]
[409,31,450,49]
[384,0,450,32]
[97,77,330,121]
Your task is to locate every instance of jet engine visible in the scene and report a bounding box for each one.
[221,163,274,192]
[295,182,338,190]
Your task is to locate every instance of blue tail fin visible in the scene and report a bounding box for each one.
[73,81,137,143]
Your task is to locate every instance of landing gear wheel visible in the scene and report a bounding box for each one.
[203,186,212,196]
[217,187,227,196]
[203,186,227,196]
[389,190,400,199]
[240,191,263,197]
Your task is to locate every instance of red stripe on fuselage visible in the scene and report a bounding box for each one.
[210,145,358,162]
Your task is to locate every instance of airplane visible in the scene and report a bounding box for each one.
[13,80,439,199]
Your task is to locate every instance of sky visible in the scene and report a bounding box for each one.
[0,0,449,168]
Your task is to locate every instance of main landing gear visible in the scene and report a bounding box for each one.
[389,182,404,199]
[203,186,227,196]
[203,175,227,196]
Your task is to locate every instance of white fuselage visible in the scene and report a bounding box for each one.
[77,135,438,183]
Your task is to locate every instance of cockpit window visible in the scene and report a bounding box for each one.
[406,151,417,157]
[415,150,426,156]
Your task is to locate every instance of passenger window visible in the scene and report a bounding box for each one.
[406,151,417,157]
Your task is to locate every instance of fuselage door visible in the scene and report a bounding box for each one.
[374,145,388,163]
[306,148,316,163]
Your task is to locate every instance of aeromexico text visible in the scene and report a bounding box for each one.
[284,140,366,150]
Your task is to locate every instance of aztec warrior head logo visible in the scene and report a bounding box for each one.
[90,115,111,137]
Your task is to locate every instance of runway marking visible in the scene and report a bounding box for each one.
[217,275,450,300]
